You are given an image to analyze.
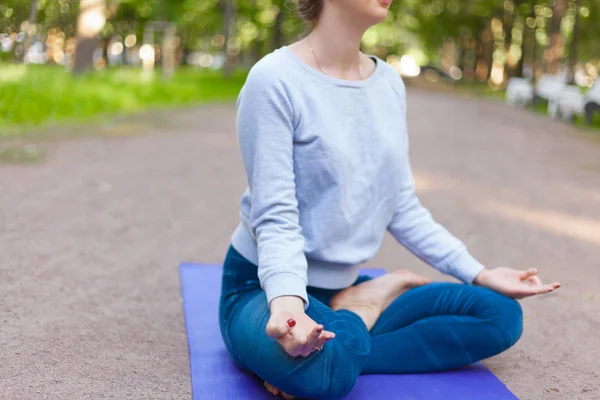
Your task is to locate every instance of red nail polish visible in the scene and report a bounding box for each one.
[287,318,296,328]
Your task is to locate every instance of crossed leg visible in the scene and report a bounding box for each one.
[363,282,523,374]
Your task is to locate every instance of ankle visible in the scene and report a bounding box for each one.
[337,304,378,331]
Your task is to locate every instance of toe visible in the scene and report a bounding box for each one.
[265,382,278,395]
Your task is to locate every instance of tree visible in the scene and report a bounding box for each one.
[566,0,579,83]
[545,0,567,74]
[20,0,40,62]
[72,0,107,74]
[221,0,237,77]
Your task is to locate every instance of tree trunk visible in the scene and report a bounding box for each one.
[457,35,466,72]
[222,0,237,78]
[272,9,284,52]
[101,37,109,65]
[73,0,107,75]
[162,24,177,80]
[503,0,521,79]
[515,24,526,78]
[545,0,567,74]
[462,36,477,80]
[567,0,579,84]
[482,26,494,80]
[473,22,494,81]
[474,37,483,80]
[532,24,538,84]
[252,38,263,65]
[517,7,536,79]
[20,0,41,62]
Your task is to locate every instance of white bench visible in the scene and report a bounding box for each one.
[551,80,600,124]
[535,74,567,103]
[506,78,534,106]
[551,86,584,121]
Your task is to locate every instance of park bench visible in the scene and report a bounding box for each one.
[506,77,534,106]
[551,80,600,124]
[535,74,567,103]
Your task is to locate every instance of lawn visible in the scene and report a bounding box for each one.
[0,64,247,136]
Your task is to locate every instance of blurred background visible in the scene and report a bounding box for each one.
[1,0,600,132]
[2,2,600,399]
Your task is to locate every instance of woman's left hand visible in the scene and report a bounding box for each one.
[474,267,560,299]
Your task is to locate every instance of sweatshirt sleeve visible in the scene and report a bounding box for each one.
[386,74,485,284]
[236,67,309,308]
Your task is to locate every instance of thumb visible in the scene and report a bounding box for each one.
[266,316,291,339]
[518,268,538,280]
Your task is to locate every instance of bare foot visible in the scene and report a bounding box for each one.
[264,381,294,399]
[330,270,431,331]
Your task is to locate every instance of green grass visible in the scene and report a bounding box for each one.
[0,64,247,135]
[455,80,506,101]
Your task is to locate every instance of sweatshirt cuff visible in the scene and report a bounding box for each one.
[446,250,486,284]
[262,272,309,310]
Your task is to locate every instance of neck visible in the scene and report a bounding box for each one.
[308,15,366,69]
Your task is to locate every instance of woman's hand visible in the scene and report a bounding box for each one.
[267,296,335,357]
[474,267,560,299]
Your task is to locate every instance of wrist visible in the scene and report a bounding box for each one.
[473,268,491,286]
[269,295,305,314]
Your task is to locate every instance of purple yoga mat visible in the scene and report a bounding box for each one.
[180,263,518,400]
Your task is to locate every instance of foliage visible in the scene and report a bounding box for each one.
[0,63,246,130]
[1,0,599,67]
[1,0,79,35]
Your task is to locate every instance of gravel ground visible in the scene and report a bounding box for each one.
[1,89,599,400]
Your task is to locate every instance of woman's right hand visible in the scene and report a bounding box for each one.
[266,296,335,357]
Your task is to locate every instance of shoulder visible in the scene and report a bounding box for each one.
[242,49,300,97]
[376,59,406,100]
[237,49,300,121]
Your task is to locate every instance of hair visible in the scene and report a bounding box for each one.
[296,0,323,25]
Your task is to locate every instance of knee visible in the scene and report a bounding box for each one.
[307,343,363,400]
[294,328,370,400]
[494,297,523,349]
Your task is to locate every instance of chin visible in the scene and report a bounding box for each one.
[363,10,388,26]
[365,2,390,25]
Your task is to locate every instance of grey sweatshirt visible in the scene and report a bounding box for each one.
[231,46,485,308]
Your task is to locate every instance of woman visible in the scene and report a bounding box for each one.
[219,0,561,398]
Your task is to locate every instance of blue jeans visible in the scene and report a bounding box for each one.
[219,246,523,400]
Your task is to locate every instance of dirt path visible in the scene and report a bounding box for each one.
[1,90,599,400]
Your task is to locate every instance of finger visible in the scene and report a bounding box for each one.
[266,318,291,339]
[534,284,559,295]
[313,330,335,351]
[303,324,323,353]
[525,275,543,286]
[279,328,310,357]
[511,288,537,299]
[288,334,308,357]
[311,331,329,352]
[534,281,561,290]
[304,330,336,357]
[518,268,538,280]
[514,283,559,298]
